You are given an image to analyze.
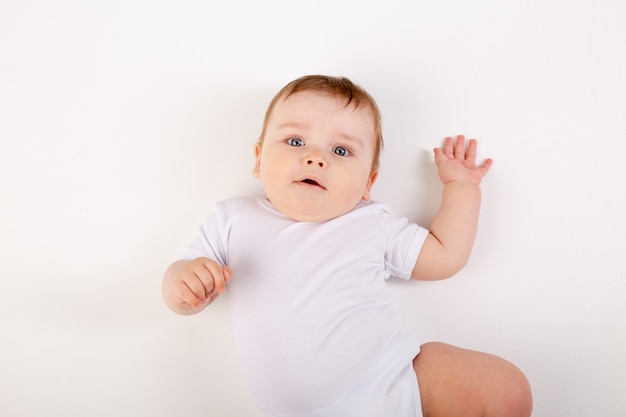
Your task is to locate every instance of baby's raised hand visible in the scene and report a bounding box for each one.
[169,258,231,309]
[433,135,492,185]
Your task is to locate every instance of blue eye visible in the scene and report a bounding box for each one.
[287,138,304,147]
[332,146,350,157]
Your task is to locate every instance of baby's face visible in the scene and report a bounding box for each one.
[253,91,378,222]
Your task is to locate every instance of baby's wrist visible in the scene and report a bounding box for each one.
[442,179,482,188]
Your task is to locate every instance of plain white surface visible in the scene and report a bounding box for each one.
[1,1,625,416]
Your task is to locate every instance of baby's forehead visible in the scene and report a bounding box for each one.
[280,90,357,108]
[269,92,377,149]
[273,91,375,124]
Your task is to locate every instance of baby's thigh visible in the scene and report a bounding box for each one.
[413,342,532,417]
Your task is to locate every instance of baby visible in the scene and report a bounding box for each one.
[162,75,532,417]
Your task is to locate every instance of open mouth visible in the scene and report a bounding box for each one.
[300,178,325,189]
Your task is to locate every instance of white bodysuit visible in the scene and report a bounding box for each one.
[181,197,429,417]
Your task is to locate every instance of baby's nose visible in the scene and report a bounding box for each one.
[305,150,326,168]
[307,158,325,168]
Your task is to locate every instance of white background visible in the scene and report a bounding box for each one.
[1,0,625,416]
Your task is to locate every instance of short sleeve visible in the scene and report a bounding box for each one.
[382,209,429,280]
[180,203,230,267]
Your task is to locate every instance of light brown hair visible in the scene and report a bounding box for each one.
[258,75,384,172]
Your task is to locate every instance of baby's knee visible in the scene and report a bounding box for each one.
[493,362,533,417]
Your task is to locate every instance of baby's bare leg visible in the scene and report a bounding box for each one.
[413,342,532,417]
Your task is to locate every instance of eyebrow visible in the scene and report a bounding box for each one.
[276,121,309,131]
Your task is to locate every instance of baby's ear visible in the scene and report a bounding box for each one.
[361,170,378,201]
[252,143,261,178]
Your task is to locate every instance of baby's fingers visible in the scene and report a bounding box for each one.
[171,258,232,309]
[441,136,455,158]
[174,259,216,307]
[172,274,208,308]
[204,263,231,295]
[453,135,466,159]
[479,157,493,175]
[464,138,477,163]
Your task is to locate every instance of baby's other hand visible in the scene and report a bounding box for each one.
[167,258,232,310]
[433,135,492,185]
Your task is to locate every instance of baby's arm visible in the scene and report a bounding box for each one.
[412,135,492,281]
[162,258,231,315]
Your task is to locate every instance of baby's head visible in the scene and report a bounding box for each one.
[258,75,384,172]
[253,75,383,222]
